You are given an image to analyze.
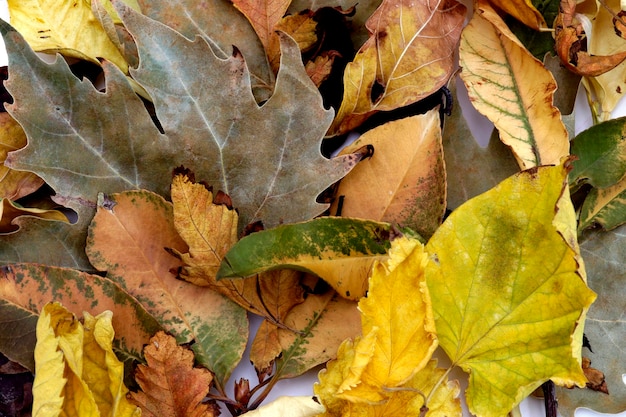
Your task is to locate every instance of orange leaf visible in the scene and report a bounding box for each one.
[328,0,466,136]
[130,331,218,417]
[306,51,341,87]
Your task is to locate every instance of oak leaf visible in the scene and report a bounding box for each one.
[86,190,248,385]
[0,198,68,234]
[129,331,218,417]
[425,164,597,417]
[7,0,130,72]
[328,0,466,135]
[32,302,140,417]
[331,110,446,238]
[459,0,569,169]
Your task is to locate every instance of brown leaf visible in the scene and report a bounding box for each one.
[250,320,281,377]
[555,0,626,76]
[306,51,341,87]
[328,0,466,136]
[582,357,609,394]
[267,12,319,72]
[130,331,218,417]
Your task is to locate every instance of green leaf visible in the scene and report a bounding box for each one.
[86,189,248,385]
[0,263,162,372]
[578,177,626,231]
[425,164,596,417]
[570,116,626,188]
[218,217,395,300]
[556,223,626,414]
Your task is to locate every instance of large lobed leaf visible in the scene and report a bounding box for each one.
[425,164,596,417]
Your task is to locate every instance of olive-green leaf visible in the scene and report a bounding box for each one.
[218,217,395,300]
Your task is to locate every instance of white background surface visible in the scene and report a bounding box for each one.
[0,1,623,416]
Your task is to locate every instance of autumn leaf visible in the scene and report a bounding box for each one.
[86,190,248,386]
[0,112,43,201]
[486,0,547,30]
[328,0,466,135]
[556,223,626,414]
[129,332,218,417]
[32,302,140,417]
[0,264,162,372]
[7,0,130,72]
[218,217,396,300]
[578,178,626,231]
[0,198,68,234]
[459,0,569,169]
[331,109,446,238]
[425,164,597,417]
[239,396,324,417]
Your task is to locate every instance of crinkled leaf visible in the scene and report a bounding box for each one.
[218,217,395,300]
[117,6,360,230]
[425,164,596,417]
[337,237,438,404]
[137,0,274,101]
[7,0,129,72]
[556,223,626,414]
[328,0,466,136]
[570,116,626,188]
[331,110,446,238]
[129,332,218,417]
[240,396,324,417]
[32,302,140,417]
[169,173,306,335]
[443,79,519,211]
[0,198,68,234]
[0,112,43,201]
[86,190,248,385]
[0,263,162,372]
[459,0,569,169]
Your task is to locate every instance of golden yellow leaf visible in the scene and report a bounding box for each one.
[239,396,324,417]
[486,0,546,29]
[32,302,140,417]
[8,0,129,72]
[0,112,43,200]
[425,164,597,417]
[268,12,319,72]
[129,331,218,417]
[459,0,569,169]
[331,110,445,238]
[328,0,466,136]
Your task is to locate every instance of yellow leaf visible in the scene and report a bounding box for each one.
[32,302,140,417]
[425,164,597,417]
[486,0,546,29]
[0,112,43,200]
[8,0,129,72]
[129,331,218,417]
[459,0,569,169]
[332,110,446,238]
[239,396,325,417]
[329,0,466,135]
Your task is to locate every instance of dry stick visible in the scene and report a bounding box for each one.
[542,380,558,417]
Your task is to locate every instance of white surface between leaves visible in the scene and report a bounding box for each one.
[0,1,622,416]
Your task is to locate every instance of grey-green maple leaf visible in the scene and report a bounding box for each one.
[0,5,359,266]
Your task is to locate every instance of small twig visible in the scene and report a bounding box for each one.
[541,380,558,417]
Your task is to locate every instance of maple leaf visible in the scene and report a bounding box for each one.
[129,332,218,417]
[328,0,467,136]
[32,302,140,417]
[425,164,597,417]
[459,0,569,169]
